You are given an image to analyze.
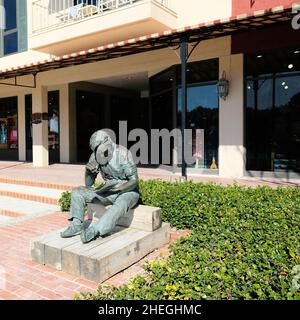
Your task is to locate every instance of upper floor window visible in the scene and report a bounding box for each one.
[1,0,18,55]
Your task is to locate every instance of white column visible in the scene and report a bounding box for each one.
[32,85,49,167]
[68,85,77,163]
[219,53,245,178]
[59,84,70,163]
[17,94,26,161]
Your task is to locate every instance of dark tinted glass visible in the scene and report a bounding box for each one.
[4,32,18,55]
[246,49,300,76]
[150,67,175,94]
[177,59,219,84]
[245,48,300,172]
[178,85,219,169]
[4,0,17,31]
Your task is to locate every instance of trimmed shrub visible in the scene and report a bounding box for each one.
[58,191,71,212]
[58,181,300,300]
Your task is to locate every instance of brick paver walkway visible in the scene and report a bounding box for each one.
[0,211,189,300]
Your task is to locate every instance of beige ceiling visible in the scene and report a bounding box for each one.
[89,71,149,91]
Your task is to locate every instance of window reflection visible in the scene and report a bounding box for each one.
[246,48,300,173]
[178,85,219,169]
[149,59,219,169]
[274,75,300,172]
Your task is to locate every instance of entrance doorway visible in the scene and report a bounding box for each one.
[76,90,105,162]
[75,83,149,163]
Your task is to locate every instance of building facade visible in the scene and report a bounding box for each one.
[0,0,299,180]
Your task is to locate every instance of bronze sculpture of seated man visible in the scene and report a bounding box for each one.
[61,130,139,244]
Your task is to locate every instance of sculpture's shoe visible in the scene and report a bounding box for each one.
[60,224,83,238]
[80,226,99,244]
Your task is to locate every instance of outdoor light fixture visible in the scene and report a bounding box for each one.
[288,64,294,69]
[217,71,229,100]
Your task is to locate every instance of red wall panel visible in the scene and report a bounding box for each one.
[232,0,295,15]
[232,23,300,54]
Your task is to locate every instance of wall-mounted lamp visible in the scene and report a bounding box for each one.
[217,71,229,101]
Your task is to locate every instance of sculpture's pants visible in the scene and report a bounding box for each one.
[68,186,139,236]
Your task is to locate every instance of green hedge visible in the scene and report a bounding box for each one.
[60,181,300,300]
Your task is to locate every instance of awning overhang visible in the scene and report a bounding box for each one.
[0,2,299,81]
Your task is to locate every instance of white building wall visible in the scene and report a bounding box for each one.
[219,53,245,178]
[170,0,232,27]
[58,84,70,163]
[32,85,49,167]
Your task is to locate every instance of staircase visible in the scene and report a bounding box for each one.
[0,177,66,226]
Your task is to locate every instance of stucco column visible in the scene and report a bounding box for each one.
[59,84,70,163]
[32,85,49,167]
[68,84,77,163]
[218,53,245,178]
[17,94,26,161]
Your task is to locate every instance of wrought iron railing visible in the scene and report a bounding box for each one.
[31,0,170,34]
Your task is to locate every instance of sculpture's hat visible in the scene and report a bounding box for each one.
[89,130,113,152]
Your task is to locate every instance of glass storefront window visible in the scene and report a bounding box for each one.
[178,84,219,169]
[177,59,219,85]
[273,75,300,172]
[149,58,219,169]
[245,48,300,173]
[48,91,60,163]
[150,67,175,95]
[150,90,174,165]
[0,96,18,160]
[246,78,273,171]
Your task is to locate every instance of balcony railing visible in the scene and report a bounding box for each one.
[31,0,170,34]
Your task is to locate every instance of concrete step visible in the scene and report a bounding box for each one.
[0,176,74,190]
[0,182,65,205]
[0,196,59,225]
[31,223,170,283]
